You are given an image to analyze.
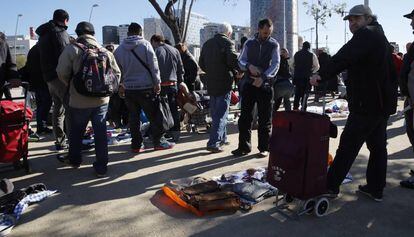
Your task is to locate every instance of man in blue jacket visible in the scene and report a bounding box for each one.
[232,18,280,158]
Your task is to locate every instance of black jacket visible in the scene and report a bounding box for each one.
[0,39,19,88]
[317,52,338,92]
[21,44,48,90]
[319,22,397,115]
[35,20,70,82]
[293,49,313,86]
[199,34,238,96]
[399,42,414,96]
[180,51,198,91]
[276,56,291,82]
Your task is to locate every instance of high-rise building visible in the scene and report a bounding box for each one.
[118,24,129,43]
[176,9,209,46]
[103,26,119,44]
[250,0,298,54]
[232,25,250,50]
[143,18,174,43]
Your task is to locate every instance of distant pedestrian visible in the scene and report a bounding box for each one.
[56,22,121,177]
[291,41,319,110]
[310,5,398,201]
[0,32,20,99]
[36,9,70,152]
[232,18,280,158]
[114,23,174,152]
[199,22,239,153]
[273,48,293,112]
[151,34,185,142]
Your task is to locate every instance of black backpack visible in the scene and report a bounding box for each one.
[72,42,118,97]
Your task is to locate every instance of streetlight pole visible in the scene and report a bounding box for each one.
[14,14,22,59]
[88,4,99,22]
[364,0,369,7]
[283,0,287,49]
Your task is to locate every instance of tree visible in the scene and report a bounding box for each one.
[148,0,197,44]
[303,0,346,50]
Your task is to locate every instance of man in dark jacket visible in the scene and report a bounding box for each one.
[176,43,198,92]
[292,41,319,110]
[199,22,239,153]
[273,48,293,112]
[399,9,414,189]
[151,34,185,142]
[232,18,280,158]
[310,5,398,201]
[36,9,70,151]
[24,44,53,134]
[0,32,20,99]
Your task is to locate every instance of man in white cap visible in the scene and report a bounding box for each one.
[310,4,398,202]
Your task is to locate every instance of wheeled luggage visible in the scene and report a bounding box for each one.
[0,82,32,172]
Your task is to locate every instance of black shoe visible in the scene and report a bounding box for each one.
[400,175,414,189]
[220,141,230,146]
[95,171,107,178]
[206,146,224,153]
[357,185,383,202]
[56,155,80,169]
[55,143,68,153]
[231,148,251,157]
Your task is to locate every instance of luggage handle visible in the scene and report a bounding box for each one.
[1,82,30,122]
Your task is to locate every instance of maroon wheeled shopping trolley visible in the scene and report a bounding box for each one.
[267,89,336,218]
[0,82,32,173]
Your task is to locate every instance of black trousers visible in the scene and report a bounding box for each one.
[125,89,164,149]
[161,85,180,132]
[238,84,273,152]
[107,93,128,128]
[293,84,308,110]
[327,113,390,193]
[404,99,414,148]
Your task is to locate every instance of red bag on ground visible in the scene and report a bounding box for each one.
[0,100,33,163]
[267,111,330,199]
[230,91,239,106]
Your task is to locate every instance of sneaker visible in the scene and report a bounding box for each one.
[257,151,269,158]
[55,143,68,153]
[154,141,174,151]
[231,148,251,157]
[206,146,224,153]
[95,171,107,178]
[28,133,40,142]
[220,141,230,146]
[132,145,145,153]
[56,155,80,169]
[357,185,383,202]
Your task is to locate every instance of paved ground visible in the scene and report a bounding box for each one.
[1,96,414,237]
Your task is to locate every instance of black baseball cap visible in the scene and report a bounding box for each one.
[404,9,414,19]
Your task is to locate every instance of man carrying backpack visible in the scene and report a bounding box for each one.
[56,22,121,177]
[114,23,174,152]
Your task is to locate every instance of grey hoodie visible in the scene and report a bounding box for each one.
[114,35,161,90]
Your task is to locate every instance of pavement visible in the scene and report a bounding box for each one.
[1,95,414,237]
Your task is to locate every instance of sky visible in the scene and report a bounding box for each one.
[0,0,413,54]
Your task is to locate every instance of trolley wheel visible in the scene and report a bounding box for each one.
[284,194,294,203]
[23,160,30,174]
[314,197,330,217]
[303,199,316,214]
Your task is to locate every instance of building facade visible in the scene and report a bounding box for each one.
[6,35,37,56]
[176,9,209,46]
[118,24,129,43]
[200,23,250,50]
[103,25,119,44]
[250,0,298,54]
[143,18,174,43]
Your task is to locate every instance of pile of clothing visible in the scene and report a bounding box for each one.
[307,99,349,118]
[163,168,278,216]
[0,179,56,236]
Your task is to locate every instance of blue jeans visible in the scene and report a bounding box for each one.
[207,92,231,148]
[68,104,108,174]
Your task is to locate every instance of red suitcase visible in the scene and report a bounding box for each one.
[267,111,330,200]
[0,83,32,172]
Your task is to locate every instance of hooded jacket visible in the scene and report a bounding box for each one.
[114,35,161,90]
[56,35,121,109]
[36,20,70,82]
[319,21,397,115]
[0,38,19,88]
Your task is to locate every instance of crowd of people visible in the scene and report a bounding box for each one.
[0,4,413,198]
